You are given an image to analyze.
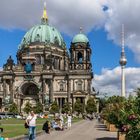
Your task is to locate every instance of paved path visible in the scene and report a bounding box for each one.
[37,119,117,140]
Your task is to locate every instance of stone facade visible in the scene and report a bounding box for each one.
[0,9,93,113]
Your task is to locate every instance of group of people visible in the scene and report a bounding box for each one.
[25,111,72,140]
[51,113,72,131]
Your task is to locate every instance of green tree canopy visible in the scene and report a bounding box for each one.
[99,98,106,113]
[62,102,71,114]
[134,88,140,114]
[86,97,97,114]
[23,102,32,114]
[106,95,126,104]
[74,98,84,114]
[9,102,18,114]
[49,101,59,114]
[33,102,43,114]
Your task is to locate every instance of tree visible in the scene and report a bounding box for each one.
[62,102,71,114]
[23,102,32,114]
[135,88,140,114]
[9,102,18,114]
[74,99,84,115]
[49,101,59,115]
[33,102,43,114]
[106,95,126,104]
[99,98,107,113]
[86,97,97,114]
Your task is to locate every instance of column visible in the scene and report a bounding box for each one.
[59,59,61,70]
[10,80,13,102]
[60,98,62,113]
[87,79,91,94]
[73,80,75,91]
[67,79,71,103]
[42,79,46,104]
[3,79,6,98]
[73,97,76,110]
[56,98,59,104]
[50,79,53,103]
[12,81,15,102]
[84,79,85,91]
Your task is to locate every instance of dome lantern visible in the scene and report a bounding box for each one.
[72,27,89,44]
[41,2,48,24]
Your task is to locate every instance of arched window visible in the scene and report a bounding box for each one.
[77,52,83,64]
[76,80,82,91]
[60,83,64,91]
[86,51,90,61]
[59,80,66,91]
[54,58,58,69]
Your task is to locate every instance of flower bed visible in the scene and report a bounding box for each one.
[101,92,140,140]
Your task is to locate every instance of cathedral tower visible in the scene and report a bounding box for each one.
[69,28,92,71]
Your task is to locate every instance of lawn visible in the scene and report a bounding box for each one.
[0,118,47,138]
[0,117,82,138]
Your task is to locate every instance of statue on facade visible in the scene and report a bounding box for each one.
[3,55,15,71]
[5,95,10,105]
[45,95,49,105]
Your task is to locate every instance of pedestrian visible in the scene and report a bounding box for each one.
[42,120,50,134]
[67,114,72,129]
[59,114,64,130]
[26,111,37,140]
[97,114,101,122]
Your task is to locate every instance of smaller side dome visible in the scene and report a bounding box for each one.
[72,33,89,43]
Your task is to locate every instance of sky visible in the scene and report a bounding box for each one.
[0,0,140,97]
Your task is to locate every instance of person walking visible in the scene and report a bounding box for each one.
[26,111,37,140]
[67,114,72,129]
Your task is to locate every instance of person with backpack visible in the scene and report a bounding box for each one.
[26,111,37,140]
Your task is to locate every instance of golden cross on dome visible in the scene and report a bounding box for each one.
[42,2,48,21]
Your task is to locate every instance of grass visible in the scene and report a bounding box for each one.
[0,118,47,124]
[0,118,47,138]
[0,117,82,138]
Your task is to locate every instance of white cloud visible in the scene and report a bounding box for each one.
[105,0,140,62]
[1,0,140,62]
[0,0,105,34]
[93,67,140,97]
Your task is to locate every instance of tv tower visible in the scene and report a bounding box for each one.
[119,24,127,97]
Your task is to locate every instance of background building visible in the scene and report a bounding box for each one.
[0,6,93,112]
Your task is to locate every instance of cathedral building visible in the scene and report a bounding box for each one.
[0,5,93,112]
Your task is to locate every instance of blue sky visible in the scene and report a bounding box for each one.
[0,28,138,74]
[0,0,140,96]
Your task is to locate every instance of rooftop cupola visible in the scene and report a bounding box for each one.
[41,2,48,24]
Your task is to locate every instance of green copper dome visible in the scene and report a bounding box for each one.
[19,23,65,49]
[72,33,89,43]
[19,5,66,49]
